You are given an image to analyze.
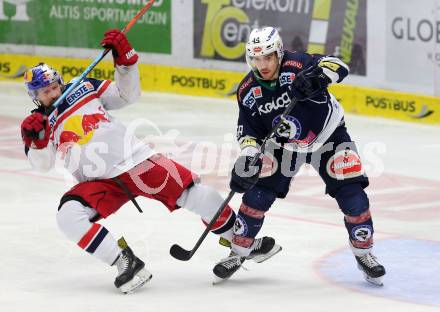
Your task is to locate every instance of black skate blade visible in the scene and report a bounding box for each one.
[170,244,192,261]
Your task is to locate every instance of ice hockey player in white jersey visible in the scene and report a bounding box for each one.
[213,27,386,286]
[20,29,281,293]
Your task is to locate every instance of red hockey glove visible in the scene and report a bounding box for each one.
[21,113,50,149]
[101,29,138,66]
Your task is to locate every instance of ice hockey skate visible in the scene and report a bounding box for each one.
[355,252,386,286]
[113,238,152,294]
[213,236,282,284]
[350,242,386,286]
[219,236,282,263]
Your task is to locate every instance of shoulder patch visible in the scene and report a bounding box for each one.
[238,75,254,102]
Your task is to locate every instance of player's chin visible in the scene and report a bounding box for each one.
[260,72,272,80]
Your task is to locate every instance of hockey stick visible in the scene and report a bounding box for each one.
[169,97,299,261]
[52,0,155,109]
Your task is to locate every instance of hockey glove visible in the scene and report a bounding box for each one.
[290,65,331,100]
[101,29,138,66]
[21,112,50,149]
[230,155,262,193]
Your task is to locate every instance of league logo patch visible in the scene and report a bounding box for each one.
[242,89,257,109]
[326,149,364,180]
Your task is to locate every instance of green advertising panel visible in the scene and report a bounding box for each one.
[0,0,171,54]
[194,0,367,76]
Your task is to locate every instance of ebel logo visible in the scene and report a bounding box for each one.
[0,0,32,21]
[279,72,295,86]
[242,89,256,109]
[258,92,291,114]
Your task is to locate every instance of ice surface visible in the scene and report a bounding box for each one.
[0,82,439,311]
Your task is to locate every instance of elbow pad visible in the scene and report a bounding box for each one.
[318,56,349,83]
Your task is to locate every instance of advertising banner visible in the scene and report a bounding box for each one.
[385,0,440,94]
[1,53,439,124]
[0,0,171,54]
[330,84,440,124]
[194,0,367,75]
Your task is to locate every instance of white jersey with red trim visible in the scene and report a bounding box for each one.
[27,64,155,182]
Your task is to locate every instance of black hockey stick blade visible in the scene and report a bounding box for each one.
[170,244,193,261]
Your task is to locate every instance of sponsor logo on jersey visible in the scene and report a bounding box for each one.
[252,86,263,98]
[258,91,290,114]
[283,60,303,69]
[259,153,278,178]
[326,149,364,180]
[57,106,110,157]
[66,82,94,105]
[242,89,257,109]
[279,72,296,86]
[238,76,253,101]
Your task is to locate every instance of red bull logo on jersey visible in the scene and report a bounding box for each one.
[57,106,110,156]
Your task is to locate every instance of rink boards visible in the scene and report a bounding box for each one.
[0,53,439,125]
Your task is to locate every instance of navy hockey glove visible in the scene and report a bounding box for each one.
[101,29,138,66]
[290,66,331,100]
[230,155,262,193]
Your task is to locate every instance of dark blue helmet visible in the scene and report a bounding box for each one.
[24,63,64,101]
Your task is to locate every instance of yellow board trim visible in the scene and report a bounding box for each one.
[1,53,439,125]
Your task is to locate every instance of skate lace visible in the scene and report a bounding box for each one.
[251,238,263,253]
[221,255,243,270]
[358,253,379,268]
[116,254,129,274]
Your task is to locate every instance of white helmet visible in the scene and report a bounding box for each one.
[245,27,284,78]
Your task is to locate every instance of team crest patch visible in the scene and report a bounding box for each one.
[352,225,373,242]
[234,216,248,236]
[272,115,302,141]
[326,149,364,180]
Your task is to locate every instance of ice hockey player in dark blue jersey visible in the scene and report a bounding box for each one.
[213,27,386,285]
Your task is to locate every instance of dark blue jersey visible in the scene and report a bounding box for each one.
[236,51,348,152]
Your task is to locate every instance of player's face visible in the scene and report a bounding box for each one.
[37,82,62,108]
[252,52,279,80]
